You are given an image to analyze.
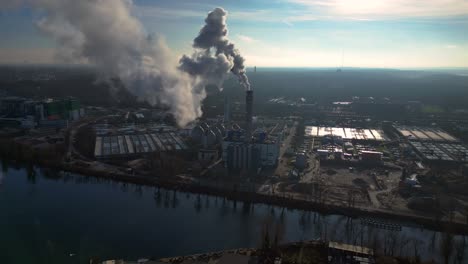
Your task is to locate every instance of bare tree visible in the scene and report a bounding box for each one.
[410,238,423,263]
[454,236,466,264]
[440,232,454,264]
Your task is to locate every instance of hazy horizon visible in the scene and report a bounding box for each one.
[1,0,468,68]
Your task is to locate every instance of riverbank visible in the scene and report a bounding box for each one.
[103,240,434,264]
[156,240,326,264]
[24,158,467,236]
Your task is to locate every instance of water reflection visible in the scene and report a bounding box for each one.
[120,182,128,193]
[0,162,467,263]
[220,197,228,217]
[134,185,143,198]
[194,194,202,212]
[26,163,36,184]
[242,201,250,215]
[164,189,170,208]
[1,158,8,173]
[154,187,161,207]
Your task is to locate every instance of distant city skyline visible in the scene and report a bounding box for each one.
[1,0,467,68]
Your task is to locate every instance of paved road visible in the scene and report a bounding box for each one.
[67,116,105,162]
[368,190,382,208]
[274,122,297,177]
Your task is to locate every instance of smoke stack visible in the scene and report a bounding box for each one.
[245,90,253,142]
[224,95,230,123]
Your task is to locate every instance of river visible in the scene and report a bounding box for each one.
[0,161,466,263]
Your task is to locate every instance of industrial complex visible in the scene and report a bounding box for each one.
[2,78,468,262]
[391,125,467,163]
[0,96,85,129]
[187,88,285,173]
[394,125,458,142]
[94,132,188,159]
[305,126,387,142]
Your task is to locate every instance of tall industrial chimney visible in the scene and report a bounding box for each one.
[245,90,253,142]
[224,95,230,123]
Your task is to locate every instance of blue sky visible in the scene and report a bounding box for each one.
[1,0,468,67]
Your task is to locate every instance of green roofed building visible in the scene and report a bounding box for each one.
[43,97,82,121]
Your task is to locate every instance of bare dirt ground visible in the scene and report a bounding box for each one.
[273,123,297,178]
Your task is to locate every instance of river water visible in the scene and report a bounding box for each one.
[0,162,466,264]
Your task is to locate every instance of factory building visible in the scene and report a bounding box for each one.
[360,150,383,163]
[394,126,467,164]
[222,129,281,171]
[305,126,387,142]
[190,122,226,164]
[410,141,468,163]
[43,97,82,121]
[223,142,261,170]
[191,122,225,148]
[222,89,256,171]
[94,132,187,159]
[393,125,458,142]
[256,140,281,166]
[0,96,84,128]
[221,89,282,171]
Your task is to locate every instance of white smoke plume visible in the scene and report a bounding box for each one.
[180,7,251,90]
[33,0,205,127]
[0,0,23,10]
[6,1,249,126]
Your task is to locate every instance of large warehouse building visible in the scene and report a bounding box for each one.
[394,125,458,142]
[305,126,387,142]
[94,132,187,159]
[394,126,467,163]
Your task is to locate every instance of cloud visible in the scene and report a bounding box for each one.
[282,19,294,26]
[133,6,205,20]
[287,0,468,19]
[0,48,55,64]
[445,44,458,49]
[0,0,24,10]
[133,5,283,24]
[236,34,258,43]
[228,9,277,22]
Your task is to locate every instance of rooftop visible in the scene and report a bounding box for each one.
[394,125,458,142]
[328,241,374,256]
[95,132,188,158]
[305,126,387,141]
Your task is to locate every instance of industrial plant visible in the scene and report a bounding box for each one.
[2,69,468,264]
[0,96,84,129]
[220,90,283,172]
[94,132,188,160]
[2,0,468,263]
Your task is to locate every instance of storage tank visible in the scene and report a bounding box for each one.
[257,131,267,143]
[204,129,217,147]
[200,122,210,131]
[215,123,226,136]
[191,126,205,142]
[212,127,223,142]
[226,130,234,140]
[295,152,307,169]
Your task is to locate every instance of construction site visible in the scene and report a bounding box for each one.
[262,120,468,226]
[58,84,468,230]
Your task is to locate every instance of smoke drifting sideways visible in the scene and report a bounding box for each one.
[10,1,249,127]
[180,7,251,91]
